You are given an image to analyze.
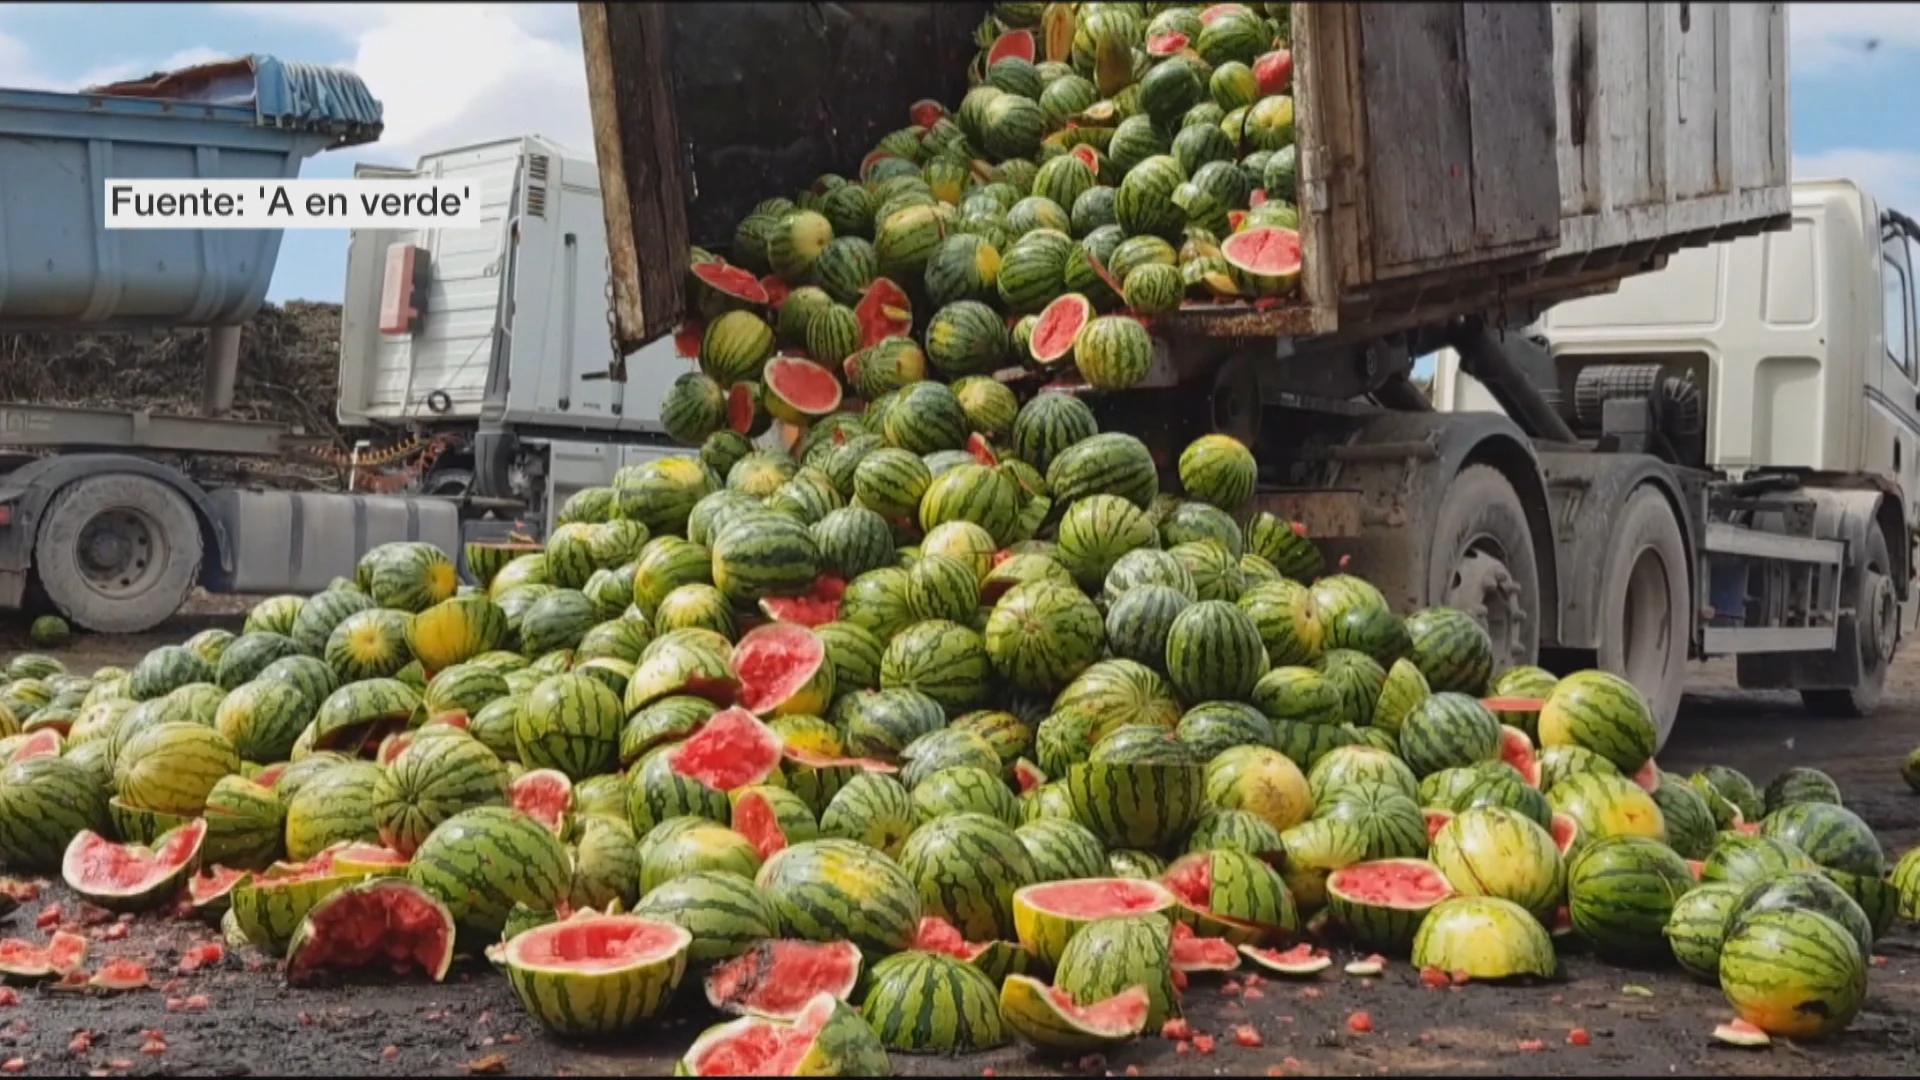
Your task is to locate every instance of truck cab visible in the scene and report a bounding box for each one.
[1433,178,1920,714]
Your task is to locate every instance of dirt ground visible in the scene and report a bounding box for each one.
[0,610,1915,1078]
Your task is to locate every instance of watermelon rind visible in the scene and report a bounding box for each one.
[501,914,693,1037]
[61,818,207,913]
[285,878,456,984]
[997,974,1149,1052]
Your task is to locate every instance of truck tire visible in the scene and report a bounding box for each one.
[1801,526,1893,719]
[34,473,204,635]
[1596,486,1689,748]
[1427,464,1540,674]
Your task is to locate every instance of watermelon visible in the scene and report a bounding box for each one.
[1663,881,1748,982]
[704,938,864,1020]
[732,624,836,718]
[862,950,1007,1052]
[1537,670,1659,775]
[500,914,693,1036]
[1565,835,1696,963]
[1409,896,1558,980]
[1029,293,1093,368]
[286,879,456,984]
[1010,877,1177,968]
[756,839,922,955]
[631,869,777,964]
[762,356,844,425]
[1220,225,1301,296]
[1427,807,1565,920]
[62,818,207,912]
[680,991,890,1077]
[1161,848,1298,944]
[1719,909,1867,1040]
[1052,913,1178,1029]
[407,806,572,949]
[998,975,1150,1052]
[1073,314,1154,391]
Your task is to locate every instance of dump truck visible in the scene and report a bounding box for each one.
[0,58,681,635]
[576,2,1883,745]
[1432,177,1920,723]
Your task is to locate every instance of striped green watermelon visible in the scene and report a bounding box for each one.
[0,755,107,870]
[1565,835,1696,962]
[501,914,692,1036]
[1756,801,1885,878]
[1162,847,1298,944]
[1164,600,1269,704]
[1177,434,1257,513]
[897,813,1037,941]
[1115,155,1186,238]
[284,761,385,861]
[1401,607,1495,695]
[370,734,511,857]
[408,805,572,948]
[756,839,922,954]
[115,722,238,816]
[1410,895,1557,980]
[1052,913,1178,1028]
[1537,670,1658,775]
[1663,881,1747,981]
[881,381,972,456]
[983,581,1105,695]
[1397,692,1503,777]
[862,950,1006,1052]
[925,300,1011,376]
[631,869,777,963]
[1073,314,1154,391]
[1010,391,1098,473]
[1718,909,1866,1040]
[1324,857,1455,953]
[1068,728,1204,849]
[879,620,992,713]
[363,542,459,613]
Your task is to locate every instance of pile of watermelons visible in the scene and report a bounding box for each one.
[0,1,1909,1071]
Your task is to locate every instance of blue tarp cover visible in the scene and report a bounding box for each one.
[84,53,383,148]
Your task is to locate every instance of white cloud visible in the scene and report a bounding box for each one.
[1790,3,1920,73]
[235,3,593,168]
[1794,147,1920,213]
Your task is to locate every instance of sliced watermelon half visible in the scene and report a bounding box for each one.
[1220,226,1303,298]
[1169,920,1241,973]
[733,624,833,717]
[1146,32,1189,57]
[999,974,1150,1051]
[763,356,844,426]
[1012,878,1178,965]
[704,939,863,1021]
[758,575,846,629]
[286,878,457,985]
[987,29,1036,65]
[62,818,207,913]
[1070,144,1101,175]
[731,788,795,860]
[1030,293,1093,367]
[1254,48,1293,95]
[909,99,949,128]
[966,432,1001,467]
[759,274,791,307]
[674,320,706,358]
[1424,808,1456,844]
[854,277,914,348]
[1240,943,1333,976]
[8,729,60,763]
[1495,724,1540,785]
[330,842,411,878]
[669,708,785,791]
[692,261,771,306]
[1324,858,1453,947]
[1550,813,1580,855]
[1012,759,1047,795]
[680,992,861,1076]
[511,769,575,835]
[189,866,252,913]
[729,380,771,438]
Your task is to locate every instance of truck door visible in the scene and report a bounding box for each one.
[1874,225,1920,512]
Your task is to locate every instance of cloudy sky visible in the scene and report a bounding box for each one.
[0,3,1915,306]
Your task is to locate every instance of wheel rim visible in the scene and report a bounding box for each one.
[1445,543,1528,670]
[74,507,168,600]
[1621,543,1676,693]
[1861,561,1896,670]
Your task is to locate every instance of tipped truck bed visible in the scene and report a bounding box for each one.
[582,2,1789,353]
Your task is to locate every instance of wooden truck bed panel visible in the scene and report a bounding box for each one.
[583,2,1789,354]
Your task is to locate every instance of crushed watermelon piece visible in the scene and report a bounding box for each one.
[692,261,771,305]
[757,576,846,629]
[287,880,456,985]
[704,939,862,1021]
[1169,921,1241,973]
[510,770,574,835]
[986,29,1036,65]
[670,709,784,791]
[853,278,913,349]
[88,959,150,991]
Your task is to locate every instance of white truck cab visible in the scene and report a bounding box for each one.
[1434,178,1920,710]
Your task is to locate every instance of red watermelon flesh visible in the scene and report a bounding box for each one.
[909,99,949,128]
[189,866,250,908]
[913,915,987,961]
[764,356,844,419]
[987,29,1036,65]
[1326,859,1453,911]
[704,939,863,1021]
[332,842,412,873]
[683,992,843,1076]
[1630,759,1662,793]
[1495,726,1539,784]
[1425,808,1455,844]
[1070,144,1101,174]
[966,432,1000,466]
[1164,853,1214,910]
[759,576,846,628]
[1241,942,1332,975]
[511,769,574,834]
[1228,210,1248,232]
[1550,813,1580,855]
[759,274,791,307]
[287,879,456,984]
[854,277,913,348]
[693,261,771,305]
[1146,32,1189,56]
[89,958,151,991]
[1199,4,1245,23]
[727,381,761,435]
[1169,921,1241,973]
[1020,877,1177,920]
[733,624,832,715]
[0,931,87,978]
[1030,293,1093,365]
[1021,977,1153,1035]
[1222,226,1303,275]
[507,915,690,975]
[732,790,791,860]
[63,819,206,904]
[1254,48,1293,95]
[250,762,288,789]
[670,708,784,791]
[675,320,706,358]
[8,729,60,763]
[1012,759,1047,795]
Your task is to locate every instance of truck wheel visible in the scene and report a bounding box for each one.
[34,474,204,635]
[1427,465,1540,674]
[1597,486,1690,748]
[1801,526,1893,718]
